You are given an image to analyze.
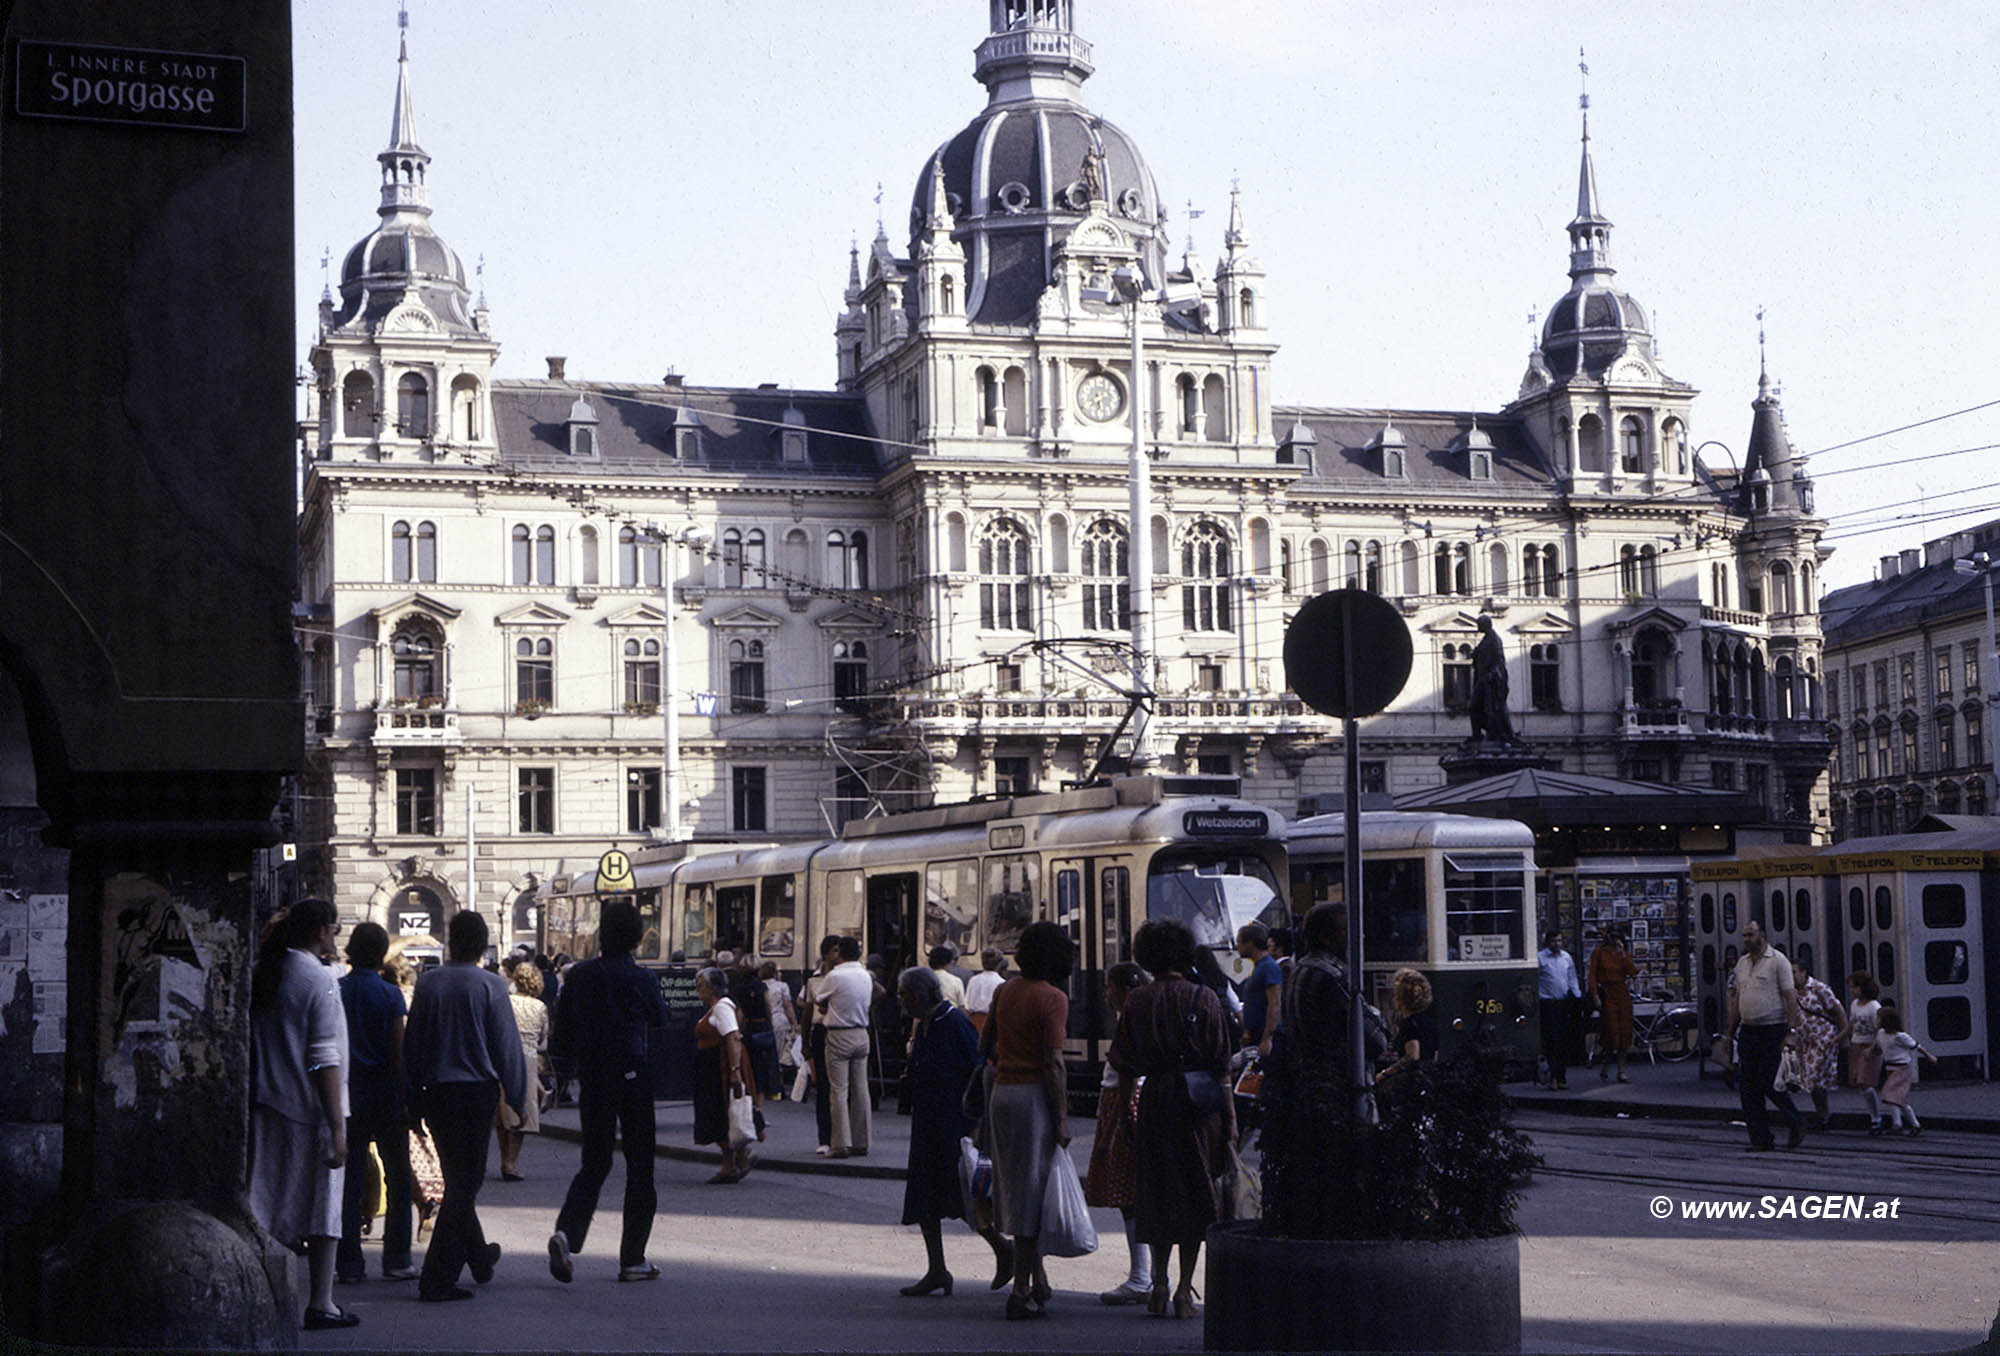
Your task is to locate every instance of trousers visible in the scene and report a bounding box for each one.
[417,1080,499,1295]
[555,1067,658,1267]
[1736,1021,1802,1147]
[336,1103,414,1276]
[825,1026,872,1152]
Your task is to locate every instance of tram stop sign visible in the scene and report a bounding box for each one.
[596,847,635,894]
[1283,589,1413,718]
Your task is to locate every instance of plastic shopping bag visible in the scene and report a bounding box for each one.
[727,1088,757,1150]
[957,1135,992,1223]
[1215,1141,1260,1222]
[1038,1147,1098,1258]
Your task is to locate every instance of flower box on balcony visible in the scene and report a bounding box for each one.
[515,699,550,718]
[623,701,660,717]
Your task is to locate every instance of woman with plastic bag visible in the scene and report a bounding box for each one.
[693,967,757,1184]
[1108,917,1234,1320]
[894,965,1011,1297]
[977,920,1075,1320]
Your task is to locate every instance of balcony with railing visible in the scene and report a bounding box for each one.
[372,699,461,743]
[890,691,1313,733]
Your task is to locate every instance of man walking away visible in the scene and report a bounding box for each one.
[548,899,671,1284]
[1537,929,1582,1090]
[1727,920,1805,1151]
[818,935,877,1158]
[404,910,527,1301]
[335,921,417,1283]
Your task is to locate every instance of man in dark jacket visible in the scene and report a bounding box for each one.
[547,899,671,1283]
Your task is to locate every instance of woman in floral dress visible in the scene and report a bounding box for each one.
[1790,954,1845,1128]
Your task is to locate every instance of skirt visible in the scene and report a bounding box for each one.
[1848,1042,1883,1089]
[987,1082,1056,1238]
[248,1106,342,1251]
[1084,1082,1138,1210]
[1878,1062,1916,1109]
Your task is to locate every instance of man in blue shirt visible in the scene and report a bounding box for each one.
[547,898,671,1283]
[335,921,416,1283]
[1536,929,1582,1090]
[1236,922,1284,1058]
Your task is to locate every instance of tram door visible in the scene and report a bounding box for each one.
[1902,869,1985,1061]
[1051,856,1135,1065]
[865,872,920,978]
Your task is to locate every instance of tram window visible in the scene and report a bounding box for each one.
[759,874,797,957]
[1355,858,1426,962]
[985,855,1039,955]
[1795,889,1812,933]
[680,882,713,960]
[1921,883,1967,929]
[714,885,754,955]
[1150,851,1284,950]
[1701,945,1716,986]
[824,869,864,941]
[1722,893,1737,934]
[1699,893,1715,934]
[1443,853,1526,962]
[634,886,662,962]
[1850,942,1866,977]
[1928,996,1972,1042]
[1101,867,1132,967]
[1770,890,1786,933]
[1876,941,1895,988]
[1054,869,1082,931]
[925,859,981,954]
[1925,940,1970,986]
[1847,887,1865,933]
[1874,886,1893,932]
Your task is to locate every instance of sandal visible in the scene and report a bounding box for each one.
[303,1307,361,1330]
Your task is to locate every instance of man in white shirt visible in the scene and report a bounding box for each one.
[816,936,877,1157]
[963,946,1008,1036]
[1536,930,1582,1089]
[1726,920,1804,1151]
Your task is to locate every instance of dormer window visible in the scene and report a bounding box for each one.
[781,405,808,464]
[672,406,702,459]
[566,397,599,458]
[1371,422,1407,478]
[1470,450,1491,480]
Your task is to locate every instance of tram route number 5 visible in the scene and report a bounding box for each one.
[597,848,635,895]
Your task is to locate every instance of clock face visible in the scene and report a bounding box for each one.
[1077,372,1122,422]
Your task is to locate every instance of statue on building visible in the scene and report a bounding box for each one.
[1468,615,1515,742]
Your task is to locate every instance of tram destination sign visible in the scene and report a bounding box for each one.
[13,40,246,132]
[1184,809,1268,837]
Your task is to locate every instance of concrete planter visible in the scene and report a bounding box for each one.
[1204,1220,1520,1353]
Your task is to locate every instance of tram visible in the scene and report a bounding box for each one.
[1690,822,2000,1078]
[1286,810,1541,1074]
[549,774,1290,1076]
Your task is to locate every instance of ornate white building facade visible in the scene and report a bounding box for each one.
[298,3,1833,944]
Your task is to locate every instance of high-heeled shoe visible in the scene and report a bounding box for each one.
[989,1243,1014,1291]
[899,1270,953,1297]
[1172,1284,1199,1319]
[1005,1292,1046,1321]
[1147,1278,1170,1317]
[1030,1276,1051,1306]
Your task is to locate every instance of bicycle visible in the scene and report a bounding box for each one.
[1630,1000,1701,1063]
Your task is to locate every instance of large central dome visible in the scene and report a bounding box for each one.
[909,2,1166,326]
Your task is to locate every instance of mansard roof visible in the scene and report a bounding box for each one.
[489,381,879,476]
[1822,551,1995,648]
[1271,405,1557,492]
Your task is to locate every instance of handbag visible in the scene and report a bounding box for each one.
[726,1086,757,1150]
[1182,1069,1229,1118]
[1215,1140,1260,1222]
[1038,1147,1098,1258]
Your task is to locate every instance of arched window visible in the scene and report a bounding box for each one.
[1088,516,1136,636]
[1523,544,1542,595]
[1442,643,1473,710]
[1619,416,1644,472]
[618,527,661,588]
[1662,417,1686,474]
[1771,562,1795,615]
[1400,541,1420,596]
[945,514,967,573]
[849,531,869,588]
[512,524,532,586]
[1775,656,1796,719]
[978,518,1033,631]
[1178,374,1199,435]
[1488,542,1508,595]
[1434,543,1452,595]
[1279,538,1294,592]
[390,619,441,701]
[415,521,436,583]
[1578,414,1604,472]
[1202,374,1227,441]
[535,525,556,585]
[1344,541,1362,589]
[1619,545,1640,595]
[1800,561,1814,612]
[515,636,553,706]
[1363,541,1382,593]
[342,371,375,438]
[1309,538,1331,592]
[392,520,413,583]
[1632,630,1668,704]
[1238,288,1256,328]
[622,638,661,708]
[825,530,869,589]
[742,529,766,586]
[450,375,480,441]
[723,528,745,588]
[977,367,999,431]
[1182,521,1233,631]
[834,640,870,712]
[1712,561,1731,608]
[396,372,430,438]
[1542,545,1561,598]
[940,274,955,315]
[577,525,599,586]
[728,639,767,713]
[1639,544,1659,596]
[1003,367,1028,437]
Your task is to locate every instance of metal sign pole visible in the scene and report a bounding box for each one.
[1342,593,1367,1116]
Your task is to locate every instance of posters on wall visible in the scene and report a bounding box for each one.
[1564,872,1691,1002]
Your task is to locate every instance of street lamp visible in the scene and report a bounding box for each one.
[1111,264,1156,771]
[1953,552,2000,805]
[644,521,711,840]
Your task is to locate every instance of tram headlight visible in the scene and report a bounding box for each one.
[1515,1015,1527,1026]
[1450,1017,1465,1031]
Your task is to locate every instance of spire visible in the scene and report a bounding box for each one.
[1224,178,1248,258]
[1567,48,1612,283]
[1741,309,1801,514]
[378,7,432,220]
[845,238,862,299]
[925,160,954,231]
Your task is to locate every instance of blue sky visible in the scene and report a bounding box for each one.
[292,1,2000,592]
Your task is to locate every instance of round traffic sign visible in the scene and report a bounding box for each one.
[1283,588,1414,718]
[596,847,635,893]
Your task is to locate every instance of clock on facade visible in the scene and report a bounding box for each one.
[1076,371,1123,422]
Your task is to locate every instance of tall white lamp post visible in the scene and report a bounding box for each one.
[1111,264,1157,771]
